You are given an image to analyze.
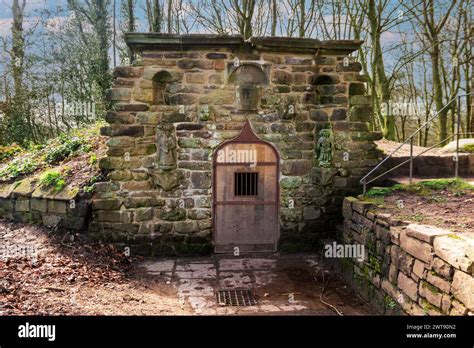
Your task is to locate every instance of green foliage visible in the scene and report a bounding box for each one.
[418,178,465,190]
[89,153,97,165]
[384,296,397,309]
[0,144,23,163]
[82,174,101,194]
[0,122,103,182]
[82,185,95,194]
[365,178,473,198]
[44,134,86,164]
[368,255,382,274]
[0,95,35,147]
[39,170,67,192]
[366,185,403,197]
[0,156,40,181]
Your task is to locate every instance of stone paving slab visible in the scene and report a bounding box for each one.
[134,254,375,315]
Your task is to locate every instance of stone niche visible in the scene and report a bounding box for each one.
[95,33,383,255]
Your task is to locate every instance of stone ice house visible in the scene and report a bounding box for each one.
[93,34,382,255]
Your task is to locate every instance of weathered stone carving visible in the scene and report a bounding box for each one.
[228,63,269,111]
[156,123,177,170]
[149,170,181,191]
[316,129,333,168]
[311,167,339,188]
[149,123,181,191]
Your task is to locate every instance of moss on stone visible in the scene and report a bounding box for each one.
[159,208,186,221]
[421,281,440,294]
[420,298,442,313]
[280,177,302,190]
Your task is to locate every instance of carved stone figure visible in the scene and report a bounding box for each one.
[316,129,333,168]
[150,170,181,191]
[156,123,177,170]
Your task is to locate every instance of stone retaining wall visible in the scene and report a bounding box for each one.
[0,177,90,231]
[339,196,473,315]
[383,153,474,178]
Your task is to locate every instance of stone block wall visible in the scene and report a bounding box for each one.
[382,153,474,178]
[0,178,90,231]
[93,34,383,254]
[339,196,473,315]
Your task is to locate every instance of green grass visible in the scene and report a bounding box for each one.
[365,178,473,199]
[417,178,472,191]
[463,144,474,153]
[365,184,403,197]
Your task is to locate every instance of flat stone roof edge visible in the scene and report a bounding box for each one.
[125,33,363,54]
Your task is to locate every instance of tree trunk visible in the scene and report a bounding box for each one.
[153,0,161,32]
[11,0,25,98]
[167,0,172,33]
[96,0,111,101]
[271,0,277,36]
[128,0,135,32]
[430,44,447,144]
[298,0,305,37]
[368,0,395,140]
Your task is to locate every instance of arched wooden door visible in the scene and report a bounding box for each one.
[213,120,280,253]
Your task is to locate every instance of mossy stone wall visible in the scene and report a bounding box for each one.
[93,34,382,255]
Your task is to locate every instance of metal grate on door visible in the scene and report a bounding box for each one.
[234,172,258,196]
[216,289,257,306]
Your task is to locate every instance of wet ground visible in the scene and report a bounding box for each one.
[1,220,375,315]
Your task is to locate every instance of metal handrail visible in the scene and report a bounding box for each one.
[360,93,474,194]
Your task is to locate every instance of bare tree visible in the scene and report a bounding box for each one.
[68,0,112,101]
[11,0,26,98]
[407,0,458,144]
[189,0,266,38]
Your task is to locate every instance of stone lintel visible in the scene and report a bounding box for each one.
[125,33,363,55]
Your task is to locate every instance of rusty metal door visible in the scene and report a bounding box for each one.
[213,120,280,253]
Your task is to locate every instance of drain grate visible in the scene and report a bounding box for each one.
[216,289,257,306]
